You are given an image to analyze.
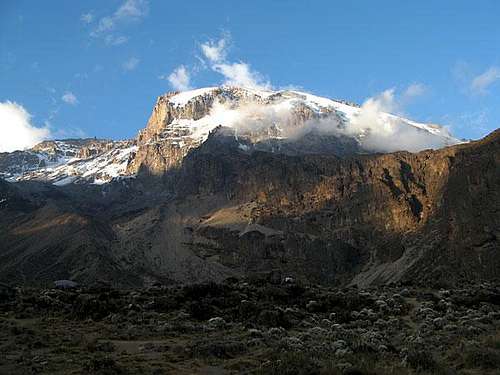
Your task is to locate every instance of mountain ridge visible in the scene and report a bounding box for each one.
[1,86,461,185]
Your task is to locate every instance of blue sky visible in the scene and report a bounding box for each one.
[1,0,500,150]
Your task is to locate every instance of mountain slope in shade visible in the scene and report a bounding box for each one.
[0,128,497,287]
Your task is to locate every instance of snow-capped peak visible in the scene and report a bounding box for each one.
[159,86,460,152]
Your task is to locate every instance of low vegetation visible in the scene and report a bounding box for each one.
[1,280,500,374]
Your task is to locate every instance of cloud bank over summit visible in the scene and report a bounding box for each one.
[334,89,455,152]
[164,85,457,153]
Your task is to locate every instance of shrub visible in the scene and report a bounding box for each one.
[259,352,321,375]
[405,349,439,371]
[464,347,500,369]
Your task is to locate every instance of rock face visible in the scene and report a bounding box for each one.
[160,127,499,287]
[0,87,496,287]
[128,86,460,175]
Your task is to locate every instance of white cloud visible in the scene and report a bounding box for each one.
[90,0,149,45]
[80,12,94,24]
[200,38,227,63]
[94,17,115,34]
[200,35,271,90]
[0,101,51,152]
[115,0,149,19]
[61,92,78,105]
[52,126,87,139]
[212,62,270,90]
[201,85,454,152]
[122,57,140,71]
[470,66,500,94]
[441,110,490,139]
[403,83,426,100]
[104,35,128,46]
[363,88,399,113]
[335,88,455,152]
[166,65,191,91]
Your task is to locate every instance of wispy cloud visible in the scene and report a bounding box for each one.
[200,35,271,90]
[61,92,78,105]
[307,87,456,152]
[453,62,500,96]
[104,35,128,46]
[122,57,140,71]
[89,0,149,46]
[0,101,51,152]
[164,65,191,91]
[470,66,500,95]
[441,110,491,139]
[200,38,227,63]
[161,33,270,91]
[52,126,87,140]
[402,82,426,100]
[214,62,270,90]
[80,12,94,24]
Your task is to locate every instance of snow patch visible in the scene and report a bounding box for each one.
[169,87,218,107]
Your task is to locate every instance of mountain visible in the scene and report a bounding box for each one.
[1,87,459,184]
[0,87,497,288]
